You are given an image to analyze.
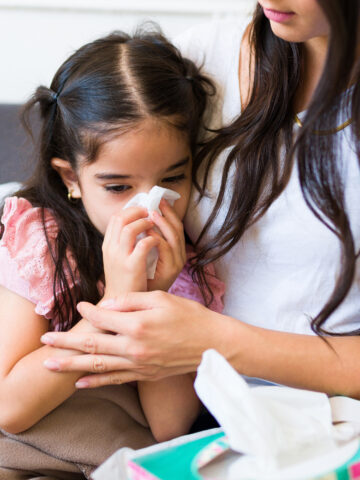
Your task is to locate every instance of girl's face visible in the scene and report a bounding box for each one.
[59,119,192,235]
[257,0,330,43]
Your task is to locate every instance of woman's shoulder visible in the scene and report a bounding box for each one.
[174,18,251,128]
[0,196,77,325]
[174,18,250,76]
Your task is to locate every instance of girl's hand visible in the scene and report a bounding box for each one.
[102,206,158,298]
[40,291,234,387]
[147,199,187,292]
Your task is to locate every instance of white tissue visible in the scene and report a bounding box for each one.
[194,349,341,479]
[123,186,180,279]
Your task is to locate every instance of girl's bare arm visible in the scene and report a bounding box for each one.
[0,285,103,434]
[138,375,200,443]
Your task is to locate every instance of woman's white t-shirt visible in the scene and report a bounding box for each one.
[176,20,360,335]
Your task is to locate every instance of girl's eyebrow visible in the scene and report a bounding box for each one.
[95,173,130,180]
[165,157,190,172]
[94,157,190,180]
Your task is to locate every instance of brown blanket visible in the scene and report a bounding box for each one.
[0,385,155,479]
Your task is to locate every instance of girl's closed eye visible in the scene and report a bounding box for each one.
[162,174,186,184]
[104,184,132,194]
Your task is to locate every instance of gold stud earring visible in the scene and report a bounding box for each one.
[67,190,77,203]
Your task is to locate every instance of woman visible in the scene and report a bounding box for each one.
[41,0,360,398]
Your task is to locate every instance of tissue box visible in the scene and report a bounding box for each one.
[126,439,360,480]
[93,429,360,480]
[127,429,227,480]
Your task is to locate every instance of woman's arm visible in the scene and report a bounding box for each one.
[42,291,360,399]
[0,285,104,434]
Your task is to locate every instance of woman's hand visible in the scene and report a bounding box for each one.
[41,291,230,388]
[102,206,158,297]
[147,199,187,292]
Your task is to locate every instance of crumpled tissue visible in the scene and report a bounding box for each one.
[194,349,358,480]
[123,186,180,279]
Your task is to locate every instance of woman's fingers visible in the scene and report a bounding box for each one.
[98,291,170,313]
[75,364,186,388]
[41,328,135,355]
[40,292,216,384]
[44,352,134,373]
[75,371,145,388]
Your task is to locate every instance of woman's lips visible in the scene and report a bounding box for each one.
[263,7,295,23]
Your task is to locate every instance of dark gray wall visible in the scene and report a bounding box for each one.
[0,104,39,183]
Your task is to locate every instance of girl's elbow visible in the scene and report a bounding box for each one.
[151,417,196,443]
[0,409,31,435]
[152,425,186,443]
[0,417,23,435]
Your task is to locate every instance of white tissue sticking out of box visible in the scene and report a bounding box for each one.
[123,186,180,279]
[194,349,340,479]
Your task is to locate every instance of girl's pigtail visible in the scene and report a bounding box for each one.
[182,59,216,149]
[21,86,58,150]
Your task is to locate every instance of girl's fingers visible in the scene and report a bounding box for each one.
[118,218,154,254]
[103,207,148,249]
[102,215,116,250]
[148,226,186,267]
[147,231,173,263]
[131,235,159,266]
[159,199,183,232]
[150,211,185,256]
[116,206,148,225]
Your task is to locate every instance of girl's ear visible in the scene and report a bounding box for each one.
[51,158,82,198]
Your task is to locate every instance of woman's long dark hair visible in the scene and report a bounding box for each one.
[193,0,360,335]
[0,28,214,330]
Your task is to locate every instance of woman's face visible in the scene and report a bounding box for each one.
[257,0,330,43]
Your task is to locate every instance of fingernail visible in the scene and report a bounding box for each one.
[41,334,55,345]
[151,211,160,220]
[76,302,84,313]
[75,380,89,389]
[100,299,116,308]
[43,359,60,371]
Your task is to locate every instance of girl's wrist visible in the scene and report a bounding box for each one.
[71,317,103,334]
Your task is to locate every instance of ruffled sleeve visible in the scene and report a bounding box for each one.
[168,245,225,313]
[0,197,78,329]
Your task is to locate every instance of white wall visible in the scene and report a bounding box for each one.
[0,0,256,104]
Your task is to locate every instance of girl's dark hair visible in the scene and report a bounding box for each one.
[193,0,360,335]
[0,28,214,330]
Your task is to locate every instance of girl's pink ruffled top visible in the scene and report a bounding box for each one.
[0,196,225,331]
[0,197,78,330]
[168,246,225,314]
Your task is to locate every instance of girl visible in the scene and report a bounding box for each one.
[41,0,360,398]
[0,27,223,450]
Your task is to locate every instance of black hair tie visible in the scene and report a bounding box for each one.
[51,90,59,103]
